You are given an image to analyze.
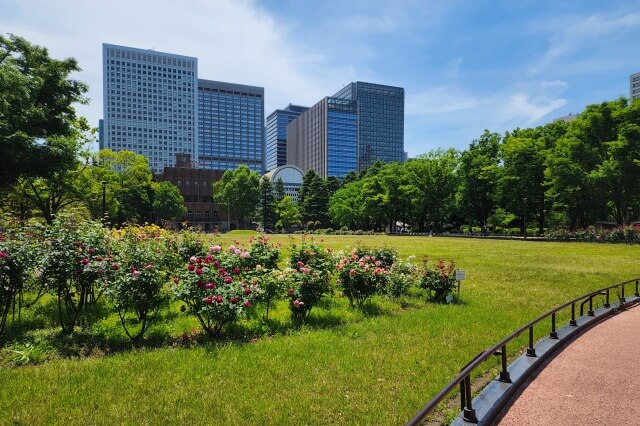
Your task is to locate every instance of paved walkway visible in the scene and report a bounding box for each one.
[498,304,640,425]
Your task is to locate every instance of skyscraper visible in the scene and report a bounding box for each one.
[333,81,404,170]
[197,79,264,173]
[287,96,357,179]
[287,81,404,178]
[631,72,640,101]
[265,104,309,172]
[102,44,198,173]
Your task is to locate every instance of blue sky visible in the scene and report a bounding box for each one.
[2,0,639,156]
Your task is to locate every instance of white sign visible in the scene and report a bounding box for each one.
[455,270,466,281]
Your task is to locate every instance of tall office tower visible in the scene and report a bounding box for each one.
[198,79,264,173]
[631,72,640,101]
[333,81,404,171]
[287,97,357,179]
[265,104,309,172]
[102,44,198,173]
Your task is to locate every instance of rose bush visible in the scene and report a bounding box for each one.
[105,225,172,341]
[419,257,457,303]
[173,243,261,337]
[335,249,389,308]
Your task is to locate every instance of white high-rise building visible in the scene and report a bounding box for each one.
[102,44,198,173]
[631,72,640,101]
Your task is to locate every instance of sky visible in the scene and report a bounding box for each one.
[2,0,640,156]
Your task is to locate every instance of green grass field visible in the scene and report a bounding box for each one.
[1,235,639,425]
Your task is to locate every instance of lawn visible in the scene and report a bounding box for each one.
[1,235,639,425]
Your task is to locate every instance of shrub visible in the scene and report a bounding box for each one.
[40,215,111,331]
[105,226,172,341]
[419,257,457,303]
[0,229,37,339]
[173,244,260,337]
[386,257,417,299]
[335,249,389,308]
[285,264,329,322]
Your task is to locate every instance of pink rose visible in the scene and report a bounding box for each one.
[224,276,232,284]
[210,245,222,253]
[205,282,214,289]
[349,269,356,277]
[132,270,141,277]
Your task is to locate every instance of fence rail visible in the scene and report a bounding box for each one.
[407,277,640,425]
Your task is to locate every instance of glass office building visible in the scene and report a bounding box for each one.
[265,104,309,172]
[102,44,198,173]
[326,98,357,178]
[198,79,264,173]
[287,97,357,179]
[333,81,404,170]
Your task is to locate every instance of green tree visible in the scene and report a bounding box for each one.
[274,178,285,201]
[329,180,366,230]
[458,130,501,230]
[258,176,276,230]
[79,149,155,224]
[546,99,624,227]
[406,149,459,231]
[275,196,301,231]
[299,170,329,227]
[9,122,91,224]
[500,122,567,234]
[213,165,260,229]
[152,181,187,225]
[0,34,88,189]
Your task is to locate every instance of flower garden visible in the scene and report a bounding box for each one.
[0,215,458,352]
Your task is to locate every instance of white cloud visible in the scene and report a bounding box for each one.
[540,80,567,89]
[531,11,640,73]
[503,92,567,123]
[0,0,362,131]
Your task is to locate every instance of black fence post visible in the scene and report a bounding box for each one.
[526,326,536,357]
[570,303,577,326]
[499,344,511,383]
[588,297,594,317]
[605,289,610,308]
[550,313,558,339]
[462,375,478,423]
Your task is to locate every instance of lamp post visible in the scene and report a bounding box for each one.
[523,197,527,239]
[101,180,107,220]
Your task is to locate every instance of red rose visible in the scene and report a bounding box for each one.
[205,282,215,289]
[224,276,232,284]
[215,295,223,303]
[230,297,238,304]
[243,288,251,295]
[243,300,251,308]
[195,268,203,276]
[111,262,120,270]
[187,263,195,271]
[288,288,295,296]
[80,257,89,265]
[0,252,7,259]
[173,276,180,284]
[205,296,213,305]
[232,267,240,275]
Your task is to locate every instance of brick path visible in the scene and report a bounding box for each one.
[498,304,640,425]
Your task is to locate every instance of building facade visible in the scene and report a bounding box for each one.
[287,97,357,179]
[333,81,405,170]
[198,79,264,173]
[102,44,198,174]
[265,104,309,172]
[157,154,231,232]
[631,72,640,101]
[263,165,305,203]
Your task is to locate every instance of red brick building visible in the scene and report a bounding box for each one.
[156,154,233,231]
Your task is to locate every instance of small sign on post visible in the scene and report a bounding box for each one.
[455,270,466,300]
